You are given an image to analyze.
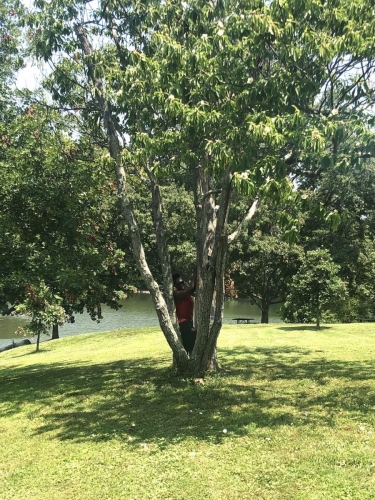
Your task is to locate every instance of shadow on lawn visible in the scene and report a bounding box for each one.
[2,346,375,446]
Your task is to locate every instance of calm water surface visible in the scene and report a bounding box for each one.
[0,294,281,348]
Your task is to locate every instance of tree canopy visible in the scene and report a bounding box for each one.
[0,101,138,346]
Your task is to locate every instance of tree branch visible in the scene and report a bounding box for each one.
[228,197,260,245]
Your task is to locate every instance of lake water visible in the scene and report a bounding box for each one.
[0,294,281,348]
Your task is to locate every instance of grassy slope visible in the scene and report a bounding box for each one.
[1,324,375,500]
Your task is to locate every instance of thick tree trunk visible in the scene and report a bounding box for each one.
[191,169,231,377]
[261,309,269,323]
[207,347,219,371]
[52,323,59,339]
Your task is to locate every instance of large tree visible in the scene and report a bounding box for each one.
[0,103,137,344]
[26,0,375,375]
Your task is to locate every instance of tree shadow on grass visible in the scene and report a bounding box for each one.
[1,347,375,447]
[219,346,375,382]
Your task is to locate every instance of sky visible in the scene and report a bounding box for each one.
[16,65,41,90]
[15,0,40,90]
[16,0,99,91]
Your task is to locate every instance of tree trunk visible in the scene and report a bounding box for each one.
[36,332,40,352]
[316,308,321,329]
[52,323,59,339]
[316,294,321,328]
[206,346,219,371]
[261,299,269,323]
[191,170,231,377]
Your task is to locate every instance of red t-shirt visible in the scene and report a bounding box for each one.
[174,294,194,323]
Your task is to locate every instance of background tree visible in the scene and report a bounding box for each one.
[226,197,304,323]
[299,157,375,321]
[228,217,303,322]
[0,102,137,342]
[280,249,348,328]
[129,181,197,286]
[0,0,24,88]
[14,281,66,351]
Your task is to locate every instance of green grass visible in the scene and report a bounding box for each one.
[1,323,375,500]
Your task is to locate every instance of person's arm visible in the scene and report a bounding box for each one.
[173,281,195,300]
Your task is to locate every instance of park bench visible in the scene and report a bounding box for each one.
[232,317,258,324]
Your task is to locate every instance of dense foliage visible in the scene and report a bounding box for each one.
[0,103,138,342]
[280,249,348,328]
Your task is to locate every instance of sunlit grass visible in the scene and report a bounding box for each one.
[1,323,375,499]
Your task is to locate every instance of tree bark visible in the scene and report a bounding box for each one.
[191,169,232,376]
[261,298,269,323]
[52,323,59,339]
[148,171,179,329]
[206,347,219,371]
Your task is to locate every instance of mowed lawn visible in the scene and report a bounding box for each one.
[1,323,375,500]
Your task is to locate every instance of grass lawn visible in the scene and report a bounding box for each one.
[1,323,375,500]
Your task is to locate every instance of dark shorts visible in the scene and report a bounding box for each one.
[179,321,196,356]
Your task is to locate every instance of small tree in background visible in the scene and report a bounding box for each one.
[227,202,304,323]
[229,234,303,323]
[15,282,66,352]
[281,249,347,328]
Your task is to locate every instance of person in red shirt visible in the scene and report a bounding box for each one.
[173,273,196,356]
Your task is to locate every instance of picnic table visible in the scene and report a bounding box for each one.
[232,317,257,324]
